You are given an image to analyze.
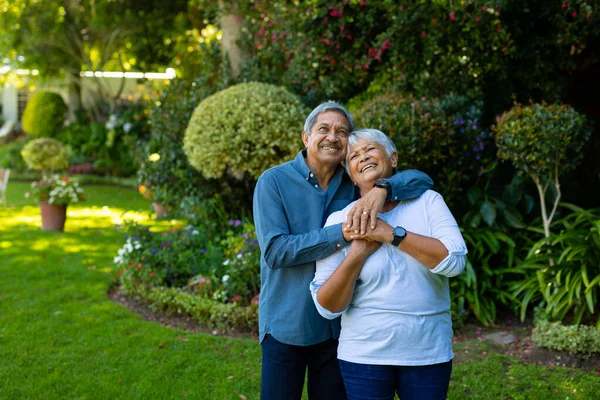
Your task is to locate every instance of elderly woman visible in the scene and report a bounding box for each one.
[309,128,467,400]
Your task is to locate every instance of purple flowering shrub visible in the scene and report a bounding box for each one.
[188,220,261,306]
[353,92,493,209]
[115,219,261,307]
[115,220,224,292]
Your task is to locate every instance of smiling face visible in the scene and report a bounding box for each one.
[302,110,350,170]
[347,138,398,191]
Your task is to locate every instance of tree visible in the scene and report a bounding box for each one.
[493,103,591,238]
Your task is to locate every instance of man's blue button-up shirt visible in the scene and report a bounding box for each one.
[253,150,433,346]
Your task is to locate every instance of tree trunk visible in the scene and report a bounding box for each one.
[220,13,246,77]
[67,70,82,122]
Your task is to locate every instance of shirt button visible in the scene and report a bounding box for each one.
[336,243,341,248]
[314,184,318,188]
[306,177,309,180]
[310,173,314,177]
[394,196,398,200]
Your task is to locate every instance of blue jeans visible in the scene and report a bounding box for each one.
[338,359,452,400]
[260,334,347,400]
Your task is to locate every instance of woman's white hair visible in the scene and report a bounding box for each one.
[345,128,397,174]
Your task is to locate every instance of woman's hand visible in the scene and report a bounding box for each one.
[345,187,387,235]
[350,218,394,243]
[349,238,382,258]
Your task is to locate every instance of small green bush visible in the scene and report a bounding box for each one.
[21,91,68,138]
[183,82,308,180]
[533,320,600,355]
[21,138,69,176]
[133,284,258,334]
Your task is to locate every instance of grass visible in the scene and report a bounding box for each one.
[1,182,599,399]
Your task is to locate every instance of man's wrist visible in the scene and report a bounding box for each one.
[373,178,392,201]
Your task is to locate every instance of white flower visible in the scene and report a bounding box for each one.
[123,122,133,133]
[223,260,230,266]
[222,275,230,283]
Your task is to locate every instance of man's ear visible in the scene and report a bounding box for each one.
[391,152,398,168]
[302,131,309,147]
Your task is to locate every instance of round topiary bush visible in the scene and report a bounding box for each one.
[21,137,69,176]
[183,82,308,180]
[22,91,68,138]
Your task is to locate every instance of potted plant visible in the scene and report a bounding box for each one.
[21,138,85,231]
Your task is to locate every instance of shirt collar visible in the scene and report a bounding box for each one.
[293,149,346,180]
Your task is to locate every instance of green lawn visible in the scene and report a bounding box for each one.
[1,182,598,399]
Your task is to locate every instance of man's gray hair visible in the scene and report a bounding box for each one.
[345,129,397,174]
[304,100,355,135]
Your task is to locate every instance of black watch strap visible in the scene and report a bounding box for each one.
[374,178,392,201]
[391,226,407,247]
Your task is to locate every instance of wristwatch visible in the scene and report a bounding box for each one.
[374,178,392,201]
[391,226,407,247]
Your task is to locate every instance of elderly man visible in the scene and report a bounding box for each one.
[253,101,433,400]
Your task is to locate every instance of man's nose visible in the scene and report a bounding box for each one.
[326,130,339,141]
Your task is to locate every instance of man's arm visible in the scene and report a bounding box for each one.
[253,172,347,270]
[345,169,434,234]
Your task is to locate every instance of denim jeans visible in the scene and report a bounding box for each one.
[260,334,347,400]
[338,359,452,400]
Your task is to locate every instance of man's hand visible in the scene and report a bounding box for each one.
[345,187,387,235]
[350,218,394,244]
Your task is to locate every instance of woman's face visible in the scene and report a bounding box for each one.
[347,138,398,190]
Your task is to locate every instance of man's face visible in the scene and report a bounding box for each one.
[302,111,350,169]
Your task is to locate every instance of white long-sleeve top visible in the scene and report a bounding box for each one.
[310,190,467,366]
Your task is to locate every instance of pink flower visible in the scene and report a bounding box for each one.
[360,1,367,6]
[571,11,577,17]
[562,2,567,7]
[481,6,487,12]
[382,39,391,50]
[229,295,243,303]
[496,23,502,32]
[421,31,427,37]
[449,12,455,21]
[476,16,481,22]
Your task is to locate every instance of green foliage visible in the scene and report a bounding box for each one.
[512,205,600,324]
[138,75,243,216]
[494,103,591,179]
[21,91,67,138]
[115,220,223,291]
[184,82,308,180]
[0,136,31,172]
[20,138,68,176]
[533,320,600,355]
[189,221,260,305]
[352,91,492,207]
[133,284,258,334]
[452,226,520,326]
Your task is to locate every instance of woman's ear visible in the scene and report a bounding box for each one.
[391,152,398,168]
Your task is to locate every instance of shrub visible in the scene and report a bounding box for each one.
[114,221,224,292]
[21,91,68,138]
[137,76,245,216]
[511,205,600,324]
[21,138,69,176]
[493,103,591,238]
[183,82,308,180]
[352,91,492,207]
[533,320,600,355]
[189,221,260,305]
[133,285,258,334]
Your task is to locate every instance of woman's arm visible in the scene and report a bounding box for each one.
[350,192,467,276]
[316,239,381,313]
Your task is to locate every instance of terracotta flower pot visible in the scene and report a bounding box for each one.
[40,202,67,231]
[152,202,169,219]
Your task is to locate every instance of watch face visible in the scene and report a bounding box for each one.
[394,226,406,238]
